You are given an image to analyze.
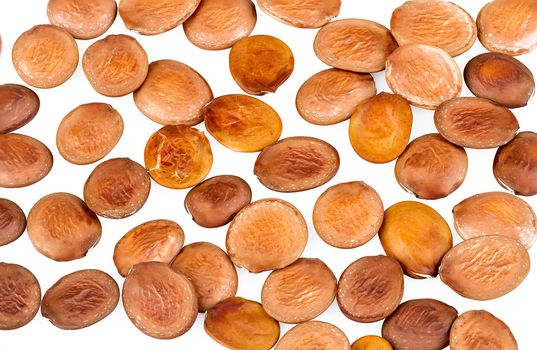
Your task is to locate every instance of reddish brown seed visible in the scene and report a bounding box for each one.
[229,35,294,95]
[184,175,252,228]
[122,262,198,339]
[47,0,117,39]
[439,235,530,300]
[493,132,537,196]
[275,321,351,350]
[314,19,398,73]
[257,0,341,28]
[382,299,458,350]
[171,242,238,312]
[12,25,78,89]
[0,84,40,134]
[0,198,26,246]
[352,336,393,350]
[82,34,148,97]
[184,0,257,50]
[134,59,213,126]
[395,134,468,199]
[205,297,280,350]
[114,220,185,277]
[0,133,53,188]
[56,103,124,165]
[296,69,377,125]
[226,198,308,273]
[27,192,102,261]
[386,44,462,109]
[254,136,340,192]
[464,53,535,108]
[0,263,41,330]
[41,269,119,330]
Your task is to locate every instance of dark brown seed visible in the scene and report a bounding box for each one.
[41,269,119,330]
[184,175,252,228]
[254,136,340,192]
[257,0,341,28]
[0,198,26,246]
[275,321,351,350]
[352,336,393,350]
[0,84,40,134]
[0,263,41,330]
[83,158,151,219]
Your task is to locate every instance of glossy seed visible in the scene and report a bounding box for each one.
[275,321,351,350]
[257,0,341,28]
[0,198,26,246]
[0,84,40,134]
[352,336,393,350]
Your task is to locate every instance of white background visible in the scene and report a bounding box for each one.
[0,1,536,349]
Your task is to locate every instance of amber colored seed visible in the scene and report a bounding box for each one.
[275,321,350,350]
[0,198,26,246]
[229,35,294,95]
[0,84,40,134]
[352,335,393,350]
[257,0,341,28]
[171,242,238,312]
[41,269,119,330]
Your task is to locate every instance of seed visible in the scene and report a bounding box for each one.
[0,263,41,330]
[0,198,26,246]
[275,321,350,350]
[205,297,280,350]
[171,242,238,312]
[184,0,257,50]
[254,136,340,192]
[226,198,308,273]
[56,103,124,165]
[0,84,40,134]
[349,92,412,163]
[122,262,198,339]
[184,175,252,228]
[351,336,393,350]
[134,59,213,126]
[41,269,119,329]
[313,181,384,249]
[257,0,341,28]
[395,134,468,199]
[82,34,148,97]
[144,125,213,189]
[229,35,294,95]
[439,235,530,300]
[12,25,78,88]
[386,44,462,109]
[296,68,376,126]
[114,220,184,277]
[27,192,102,261]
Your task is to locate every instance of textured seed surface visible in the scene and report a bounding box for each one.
[352,335,393,350]
[0,84,40,134]
[203,94,282,152]
[254,136,340,192]
[41,269,119,330]
[114,220,185,277]
[171,242,238,312]
[226,198,308,273]
[0,198,26,246]
[275,321,351,350]
[257,0,341,28]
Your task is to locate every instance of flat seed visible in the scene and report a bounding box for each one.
[0,84,40,134]
[275,321,350,350]
[0,198,26,246]
[352,336,393,350]
[257,0,341,28]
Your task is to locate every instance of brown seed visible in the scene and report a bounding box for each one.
[379,201,453,279]
[171,242,238,312]
[56,103,124,165]
[41,269,119,330]
[395,134,468,199]
[0,84,40,134]
[450,310,518,350]
[203,94,282,152]
[439,235,530,300]
[226,198,308,273]
[144,125,213,189]
[254,136,340,192]
[27,192,102,261]
[390,0,477,57]
[464,53,535,108]
[257,0,341,28]
[382,299,458,350]
[82,34,148,97]
[12,25,78,89]
[114,220,185,277]
[184,0,257,50]
[184,175,252,228]
[122,262,198,339]
[47,0,117,39]
[349,92,412,163]
[0,133,53,188]
[134,59,213,126]
[0,198,26,246]
[386,44,462,109]
[0,263,41,330]
[296,69,377,126]
[229,35,294,95]
[493,131,537,196]
[275,321,351,350]
[352,336,393,350]
[313,181,384,249]
[205,297,280,350]
[337,255,404,323]
[314,19,398,73]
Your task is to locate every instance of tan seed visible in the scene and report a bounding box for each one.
[275,321,350,350]
[257,0,341,28]
[0,198,26,246]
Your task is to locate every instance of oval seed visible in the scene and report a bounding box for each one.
[257,0,341,28]
[275,321,351,350]
[0,198,26,246]
[352,336,393,350]
[0,84,40,134]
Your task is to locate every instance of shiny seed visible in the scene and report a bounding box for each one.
[275,321,350,350]
[257,0,341,28]
[0,84,40,134]
[0,198,26,246]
